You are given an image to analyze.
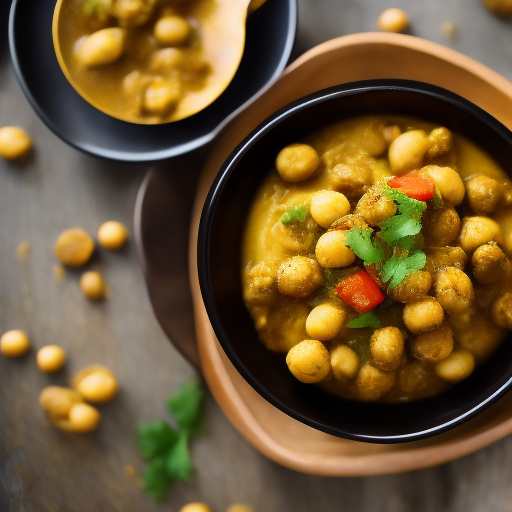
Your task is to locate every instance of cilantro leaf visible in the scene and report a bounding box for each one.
[384,186,427,217]
[137,421,180,460]
[347,311,380,329]
[142,458,173,502]
[166,432,193,481]
[345,228,385,266]
[166,381,204,436]
[381,250,427,288]
[280,205,309,225]
[379,215,422,244]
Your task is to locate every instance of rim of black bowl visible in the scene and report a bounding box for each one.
[198,79,512,443]
[8,0,297,162]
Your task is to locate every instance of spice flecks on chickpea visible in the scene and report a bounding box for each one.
[98,221,129,250]
[460,216,501,253]
[310,190,350,228]
[435,350,475,383]
[55,228,95,267]
[80,271,106,300]
[370,327,404,370]
[435,267,474,314]
[422,206,460,245]
[286,340,330,383]
[154,16,191,46]
[471,243,509,284]
[377,8,409,33]
[403,296,444,334]
[417,165,465,205]
[328,163,372,197]
[0,127,32,160]
[276,144,319,182]
[37,345,66,373]
[306,304,346,341]
[1,330,30,358]
[76,28,127,67]
[355,364,395,402]
[315,230,355,268]
[277,256,323,298]
[387,271,431,303]
[180,504,213,512]
[410,323,454,363]
[466,175,502,214]
[355,184,397,226]
[426,127,453,159]
[72,365,119,403]
[388,130,428,175]
[330,344,359,380]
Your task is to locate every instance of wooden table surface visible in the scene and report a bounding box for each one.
[2,1,512,511]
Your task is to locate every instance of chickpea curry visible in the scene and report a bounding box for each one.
[54,0,248,123]
[242,115,512,403]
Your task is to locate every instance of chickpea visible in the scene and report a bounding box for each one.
[72,365,119,403]
[0,330,30,358]
[482,0,512,16]
[154,16,190,46]
[424,246,467,276]
[180,505,212,512]
[112,0,152,26]
[76,28,127,67]
[434,350,475,383]
[370,327,404,370]
[355,185,397,226]
[277,256,323,298]
[37,345,66,373]
[422,206,460,245]
[80,271,106,300]
[377,8,409,32]
[310,191,351,228]
[98,220,128,250]
[355,364,395,402]
[149,48,183,72]
[491,292,512,328]
[466,175,502,214]
[435,267,474,314]
[426,127,453,159]
[460,216,501,253]
[388,130,429,175]
[226,505,254,512]
[388,271,432,303]
[315,231,355,268]
[286,340,330,383]
[328,163,372,197]
[417,165,465,205]
[330,344,359,380]
[39,386,83,420]
[275,144,319,182]
[382,125,401,144]
[144,78,181,116]
[398,361,428,393]
[0,126,32,160]
[471,243,509,284]
[63,403,102,433]
[54,228,95,267]
[306,304,346,341]
[403,296,444,334]
[410,323,454,362]
[243,262,275,304]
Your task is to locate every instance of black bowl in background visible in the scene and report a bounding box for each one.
[8,0,296,162]
[198,79,512,444]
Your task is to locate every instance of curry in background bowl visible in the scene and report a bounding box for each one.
[198,80,512,442]
[53,0,248,124]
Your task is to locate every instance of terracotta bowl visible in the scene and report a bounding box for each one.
[185,33,512,474]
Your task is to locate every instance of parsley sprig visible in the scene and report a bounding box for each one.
[280,205,309,225]
[137,381,204,501]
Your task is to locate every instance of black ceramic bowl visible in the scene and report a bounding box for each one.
[198,79,512,443]
[8,0,296,162]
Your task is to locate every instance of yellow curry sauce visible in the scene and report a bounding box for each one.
[242,115,512,403]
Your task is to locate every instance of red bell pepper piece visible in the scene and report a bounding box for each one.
[336,270,385,314]
[388,175,435,201]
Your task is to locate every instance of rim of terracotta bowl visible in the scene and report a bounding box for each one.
[198,78,512,443]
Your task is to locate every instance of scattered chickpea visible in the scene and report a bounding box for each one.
[315,230,355,268]
[37,345,66,373]
[310,190,350,228]
[277,256,323,298]
[286,340,331,383]
[1,330,30,358]
[39,386,83,420]
[471,243,509,284]
[154,16,191,46]
[306,304,346,341]
[226,505,254,512]
[76,28,127,67]
[388,130,429,175]
[442,21,456,37]
[98,221,129,250]
[355,363,395,402]
[466,175,502,214]
[80,271,106,300]
[72,365,119,403]
[370,326,404,370]
[403,297,444,334]
[460,216,501,253]
[0,126,32,160]
[275,144,319,182]
[179,504,213,512]
[330,344,359,380]
[65,403,102,433]
[54,228,95,267]
[417,165,465,205]
[435,267,474,314]
[377,8,409,33]
[410,323,454,363]
[434,350,475,383]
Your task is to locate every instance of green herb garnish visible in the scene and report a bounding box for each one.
[347,311,380,329]
[137,381,204,501]
[345,227,385,266]
[380,249,427,288]
[280,205,309,225]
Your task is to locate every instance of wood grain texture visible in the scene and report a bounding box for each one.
[2,1,512,512]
